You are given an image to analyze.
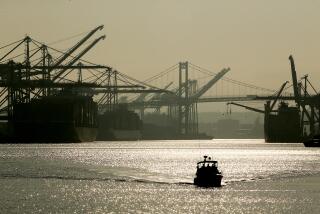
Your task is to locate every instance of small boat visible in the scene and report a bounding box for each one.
[194,156,223,187]
[303,135,320,147]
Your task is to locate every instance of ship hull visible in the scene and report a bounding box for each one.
[264,104,302,143]
[9,95,98,143]
[97,106,142,141]
[97,129,141,141]
[303,138,320,147]
[11,122,97,143]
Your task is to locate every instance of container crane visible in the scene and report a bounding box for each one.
[289,55,313,135]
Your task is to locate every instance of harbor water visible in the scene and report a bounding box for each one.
[0,139,319,213]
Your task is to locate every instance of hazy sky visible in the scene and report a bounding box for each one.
[1,0,320,92]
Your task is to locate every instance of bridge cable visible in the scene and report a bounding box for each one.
[189,63,275,93]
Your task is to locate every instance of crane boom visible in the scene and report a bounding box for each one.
[49,25,104,72]
[227,102,265,114]
[53,35,106,81]
[150,82,173,100]
[191,68,230,100]
[289,55,300,104]
[133,82,173,102]
[270,81,288,111]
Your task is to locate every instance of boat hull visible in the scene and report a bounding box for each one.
[194,174,223,187]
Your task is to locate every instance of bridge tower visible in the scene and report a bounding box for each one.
[178,62,198,136]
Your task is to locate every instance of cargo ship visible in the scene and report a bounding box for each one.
[141,113,211,140]
[9,95,98,143]
[97,105,142,141]
[264,102,302,143]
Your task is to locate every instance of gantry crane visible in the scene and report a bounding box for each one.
[289,55,320,137]
[0,26,167,121]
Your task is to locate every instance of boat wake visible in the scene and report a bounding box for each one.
[0,171,271,186]
[0,173,194,186]
[2,165,309,187]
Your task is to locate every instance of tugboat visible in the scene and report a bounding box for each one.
[194,156,223,187]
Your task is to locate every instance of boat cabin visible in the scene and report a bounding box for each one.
[197,160,218,168]
[196,156,218,169]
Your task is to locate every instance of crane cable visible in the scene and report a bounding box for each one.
[0,39,24,50]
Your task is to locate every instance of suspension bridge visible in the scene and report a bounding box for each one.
[127,61,295,105]
[120,61,298,136]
